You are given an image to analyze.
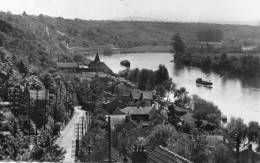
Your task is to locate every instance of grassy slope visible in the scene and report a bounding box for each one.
[0,11,260,66]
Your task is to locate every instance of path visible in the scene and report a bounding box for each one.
[56,106,86,163]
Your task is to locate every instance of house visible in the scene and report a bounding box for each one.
[78,64,90,72]
[129,89,154,106]
[29,89,49,100]
[56,62,78,69]
[105,115,126,130]
[78,58,92,72]
[141,91,154,106]
[104,98,126,114]
[121,106,153,122]
[130,89,142,101]
[240,144,260,163]
[242,45,258,52]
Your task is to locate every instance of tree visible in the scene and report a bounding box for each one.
[145,124,176,150]
[137,69,154,90]
[73,54,83,63]
[127,68,139,82]
[212,142,234,163]
[0,133,31,161]
[17,60,28,75]
[31,130,65,162]
[167,129,210,163]
[225,117,248,163]
[42,73,55,92]
[171,33,185,55]
[174,87,191,107]
[192,95,222,126]
[247,121,260,144]
[155,64,169,84]
[197,28,223,42]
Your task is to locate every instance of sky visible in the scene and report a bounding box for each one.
[0,0,259,25]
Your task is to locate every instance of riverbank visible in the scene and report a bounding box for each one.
[116,45,172,54]
[174,51,260,77]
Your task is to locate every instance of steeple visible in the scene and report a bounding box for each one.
[94,52,100,63]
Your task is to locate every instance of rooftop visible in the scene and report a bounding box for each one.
[121,106,152,115]
[29,89,48,100]
[142,91,153,100]
[130,89,142,100]
[57,62,78,68]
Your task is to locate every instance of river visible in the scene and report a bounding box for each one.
[97,52,260,124]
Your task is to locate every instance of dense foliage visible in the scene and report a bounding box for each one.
[197,28,223,42]
[119,64,173,96]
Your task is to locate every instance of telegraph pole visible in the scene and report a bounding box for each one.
[43,89,48,130]
[81,116,84,137]
[75,123,80,159]
[108,116,112,163]
[27,88,31,135]
[54,88,58,122]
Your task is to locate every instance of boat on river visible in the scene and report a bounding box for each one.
[196,78,213,86]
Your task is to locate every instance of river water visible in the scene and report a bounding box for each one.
[97,52,260,124]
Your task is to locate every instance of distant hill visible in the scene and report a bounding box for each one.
[0,11,260,67]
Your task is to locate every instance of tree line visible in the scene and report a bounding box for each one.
[172,33,260,77]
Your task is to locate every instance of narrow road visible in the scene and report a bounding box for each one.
[56,106,86,163]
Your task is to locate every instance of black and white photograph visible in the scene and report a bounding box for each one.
[0,0,260,162]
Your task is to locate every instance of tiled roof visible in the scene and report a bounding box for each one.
[57,62,78,68]
[116,120,138,131]
[148,146,192,163]
[130,89,142,100]
[112,107,125,115]
[142,91,153,100]
[121,106,152,115]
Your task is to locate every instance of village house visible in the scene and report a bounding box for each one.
[141,91,154,106]
[56,62,78,72]
[129,89,154,106]
[29,89,49,100]
[240,144,260,163]
[120,106,153,123]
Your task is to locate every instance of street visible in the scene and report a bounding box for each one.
[56,106,86,163]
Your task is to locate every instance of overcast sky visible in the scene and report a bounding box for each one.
[0,0,259,25]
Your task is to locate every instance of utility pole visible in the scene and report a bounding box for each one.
[108,116,112,163]
[65,85,68,123]
[81,116,84,137]
[75,123,80,160]
[54,88,58,123]
[27,88,31,135]
[43,90,47,130]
